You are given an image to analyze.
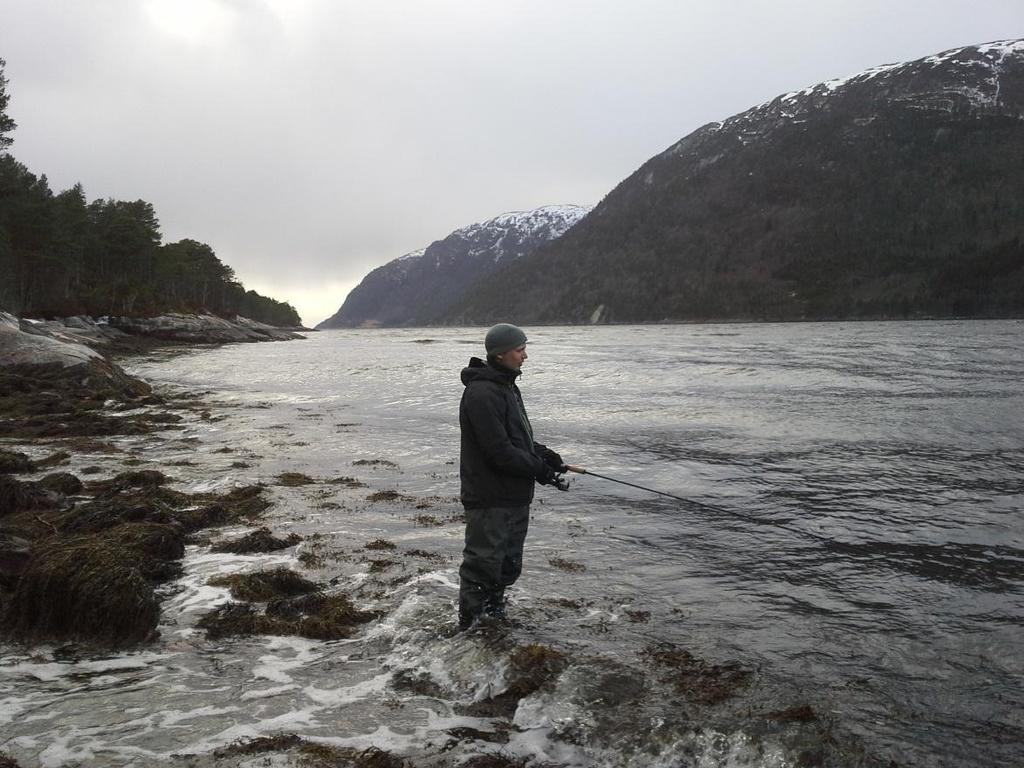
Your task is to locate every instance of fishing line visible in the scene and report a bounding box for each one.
[573,468,834,544]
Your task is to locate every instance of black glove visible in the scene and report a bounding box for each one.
[539,447,566,472]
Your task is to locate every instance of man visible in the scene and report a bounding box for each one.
[457,323,581,629]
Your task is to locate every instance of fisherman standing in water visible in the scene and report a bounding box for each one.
[457,323,582,629]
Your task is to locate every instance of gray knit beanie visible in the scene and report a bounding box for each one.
[484,323,528,356]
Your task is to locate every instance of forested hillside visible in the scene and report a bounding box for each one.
[0,60,300,327]
[449,40,1024,324]
[318,205,590,328]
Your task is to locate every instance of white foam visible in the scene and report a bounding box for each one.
[240,684,299,701]
[0,696,27,726]
[303,670,392,706]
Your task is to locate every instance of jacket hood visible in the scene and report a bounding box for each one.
[461,356,519,386]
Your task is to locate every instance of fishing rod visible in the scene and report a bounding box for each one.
[569,467,832,543]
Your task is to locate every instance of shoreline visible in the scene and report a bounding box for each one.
[0,313,309,650]
[2,321,965,768]
[0,321,583,768]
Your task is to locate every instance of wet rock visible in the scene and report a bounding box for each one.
[0,532,32,590]
[88,470,169,494]
[461,756,526,768]
[2,522,187,645]
[1,312,151,403]
[549,557,586,572]
[35,451,71,469]
[0,752,23,768]
[198,591,376,641]
[0,476,61,515]
[1,468,269,648]
[212,737,408,767]
[0,450,33,474]
[351,747,411,768]
[37,473,84,496]
[211,527,301,554]
[353,459,398,468]
[367,490,402,502]
[457,644,569,719]
[208,567,319,601]
[365,539,398,551]
[109,313,305,343]
[276,472,316,487]
[644,643,752,705]
[390,669,446,698]
[444,726,511,746]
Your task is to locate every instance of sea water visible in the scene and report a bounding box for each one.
[1,321,1021,767]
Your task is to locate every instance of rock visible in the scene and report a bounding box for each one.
[19,316,127,348]
[0,450,34,475]
[37,473,84,496]
[0,532,32,590]
[211,526,301,554]
[109,313,305,343]
[0,476,60,516]
[1,312,101,368]
[0,311,152,402]
[5,528,167,645]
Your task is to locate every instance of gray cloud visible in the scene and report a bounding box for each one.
[1,0,1021,324]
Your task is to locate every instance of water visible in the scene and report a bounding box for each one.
[2,321,1022,767]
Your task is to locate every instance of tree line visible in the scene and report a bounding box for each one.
[0,59,300,326]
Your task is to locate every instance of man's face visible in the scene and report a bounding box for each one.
[498,344,528,371]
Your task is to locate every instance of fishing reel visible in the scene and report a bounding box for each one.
[552,473,570,491]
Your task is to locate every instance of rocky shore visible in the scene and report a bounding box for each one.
[0,311,311,650]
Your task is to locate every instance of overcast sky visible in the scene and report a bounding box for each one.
[1,1,1021,325]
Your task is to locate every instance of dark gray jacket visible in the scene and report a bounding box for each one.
[459,357,562,509]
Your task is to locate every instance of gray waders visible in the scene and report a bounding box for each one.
[458,505,530,629]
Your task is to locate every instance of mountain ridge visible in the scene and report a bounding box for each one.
[444,39,1024,324]
[317,204,591,328]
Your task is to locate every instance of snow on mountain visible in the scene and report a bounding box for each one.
[682,39,1024,155]
[317,203,591,328]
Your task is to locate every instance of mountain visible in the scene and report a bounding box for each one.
[449,39,1024,324]
[317,205,590,328]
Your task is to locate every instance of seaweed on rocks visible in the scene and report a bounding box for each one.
[208,567,319,601]
[353,459,398,468]
[0,475,273,646]
[211,526,301,554]
[35,450,71,469]
[88,469,170,494]
[212,736,409,767]
[37,472,84,496]
[644,643,753,705]
[461,756,527,768]
[198,590,377,641]
[4,522,186,645]
[0,753,23,768]
[276,472,317,487]
[549,557,586,572]
[0,450,33,474]
[0,476,63,515]
[367,490,402,502]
